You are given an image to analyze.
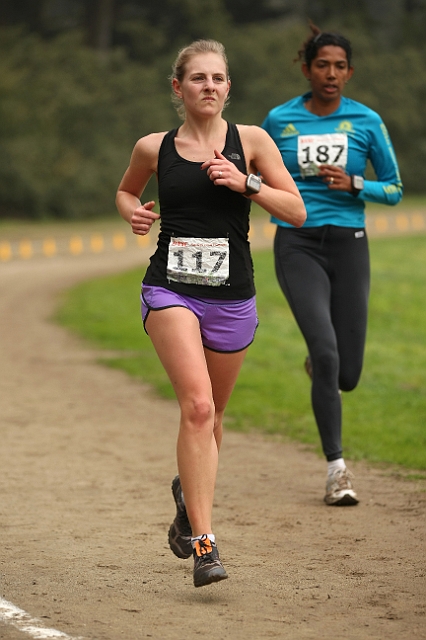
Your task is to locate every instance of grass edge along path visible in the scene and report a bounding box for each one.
[54,234,426,472]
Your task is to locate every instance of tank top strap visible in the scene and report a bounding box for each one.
[225,122,239,147]
[224,122,248,174]
[158,128,179,180]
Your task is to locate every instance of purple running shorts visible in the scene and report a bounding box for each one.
[141,285,258,353]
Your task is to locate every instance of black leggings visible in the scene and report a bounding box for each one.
[274,225,370,461]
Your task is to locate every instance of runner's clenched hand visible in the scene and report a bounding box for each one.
[201,149,247,194]
[131,201,160,236]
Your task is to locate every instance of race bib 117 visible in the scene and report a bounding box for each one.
[167,237,229,286]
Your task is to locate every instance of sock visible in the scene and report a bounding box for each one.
[327,458,346,476]
[191,533,215,548]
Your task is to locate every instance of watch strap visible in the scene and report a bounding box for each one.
[351,175,364,197]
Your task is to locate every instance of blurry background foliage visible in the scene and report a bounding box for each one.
[1,0,425,220]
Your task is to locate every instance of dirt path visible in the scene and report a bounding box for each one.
[0,245,425,640]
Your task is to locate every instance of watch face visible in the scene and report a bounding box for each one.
[247,174,261,192]
[353,175,364,190]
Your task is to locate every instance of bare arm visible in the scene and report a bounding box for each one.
[115,132,164,235]
[201,125,306,228]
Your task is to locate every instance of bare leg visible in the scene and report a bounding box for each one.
[145,307,248,537]
[204,346,248,452]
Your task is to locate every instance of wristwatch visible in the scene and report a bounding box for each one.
[351,175,364,197]
[244,174,262,197]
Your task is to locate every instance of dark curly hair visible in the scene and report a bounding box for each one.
[295,21,352,69]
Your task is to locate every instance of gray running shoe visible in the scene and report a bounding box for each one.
[324,468,359,506]
[192,535,228,588]
[168,476,192,559]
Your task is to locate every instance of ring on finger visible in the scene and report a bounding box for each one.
[329,177,334,184]
[218,170,223,178]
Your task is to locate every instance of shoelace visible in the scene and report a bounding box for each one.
[194,535,216,563]
[333,469,354,489]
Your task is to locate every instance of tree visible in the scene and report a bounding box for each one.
[85,0,117,51]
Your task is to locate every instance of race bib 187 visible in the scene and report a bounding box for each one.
[297,133,348,177]
[167,237,229,286]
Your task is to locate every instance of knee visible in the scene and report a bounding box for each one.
[339,367,362,392]
[181,396,214,433]
[311,348,339,382]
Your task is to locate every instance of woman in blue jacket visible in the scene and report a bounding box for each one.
[262,23,403,506]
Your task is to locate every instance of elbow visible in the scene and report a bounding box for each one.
[293,204,307,228]
[115,190,128,220]
[295,215,307,228]
[390,187,404,206]
[383,184,403,206]
[115,189,128,214]
[116,189,125,206]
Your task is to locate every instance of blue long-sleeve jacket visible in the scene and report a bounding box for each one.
[262,93,403,228]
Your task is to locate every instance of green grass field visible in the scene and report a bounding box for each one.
[55,234,426,471]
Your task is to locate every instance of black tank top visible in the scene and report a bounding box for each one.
[143,122,255,299]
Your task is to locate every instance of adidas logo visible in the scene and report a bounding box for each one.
[280,123,299,137]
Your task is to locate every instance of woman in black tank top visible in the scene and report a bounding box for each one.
[116,39,305,588]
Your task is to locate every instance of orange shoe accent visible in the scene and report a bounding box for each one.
[193,536,213,557]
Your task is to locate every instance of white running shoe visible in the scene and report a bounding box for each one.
[324,468,359,506]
